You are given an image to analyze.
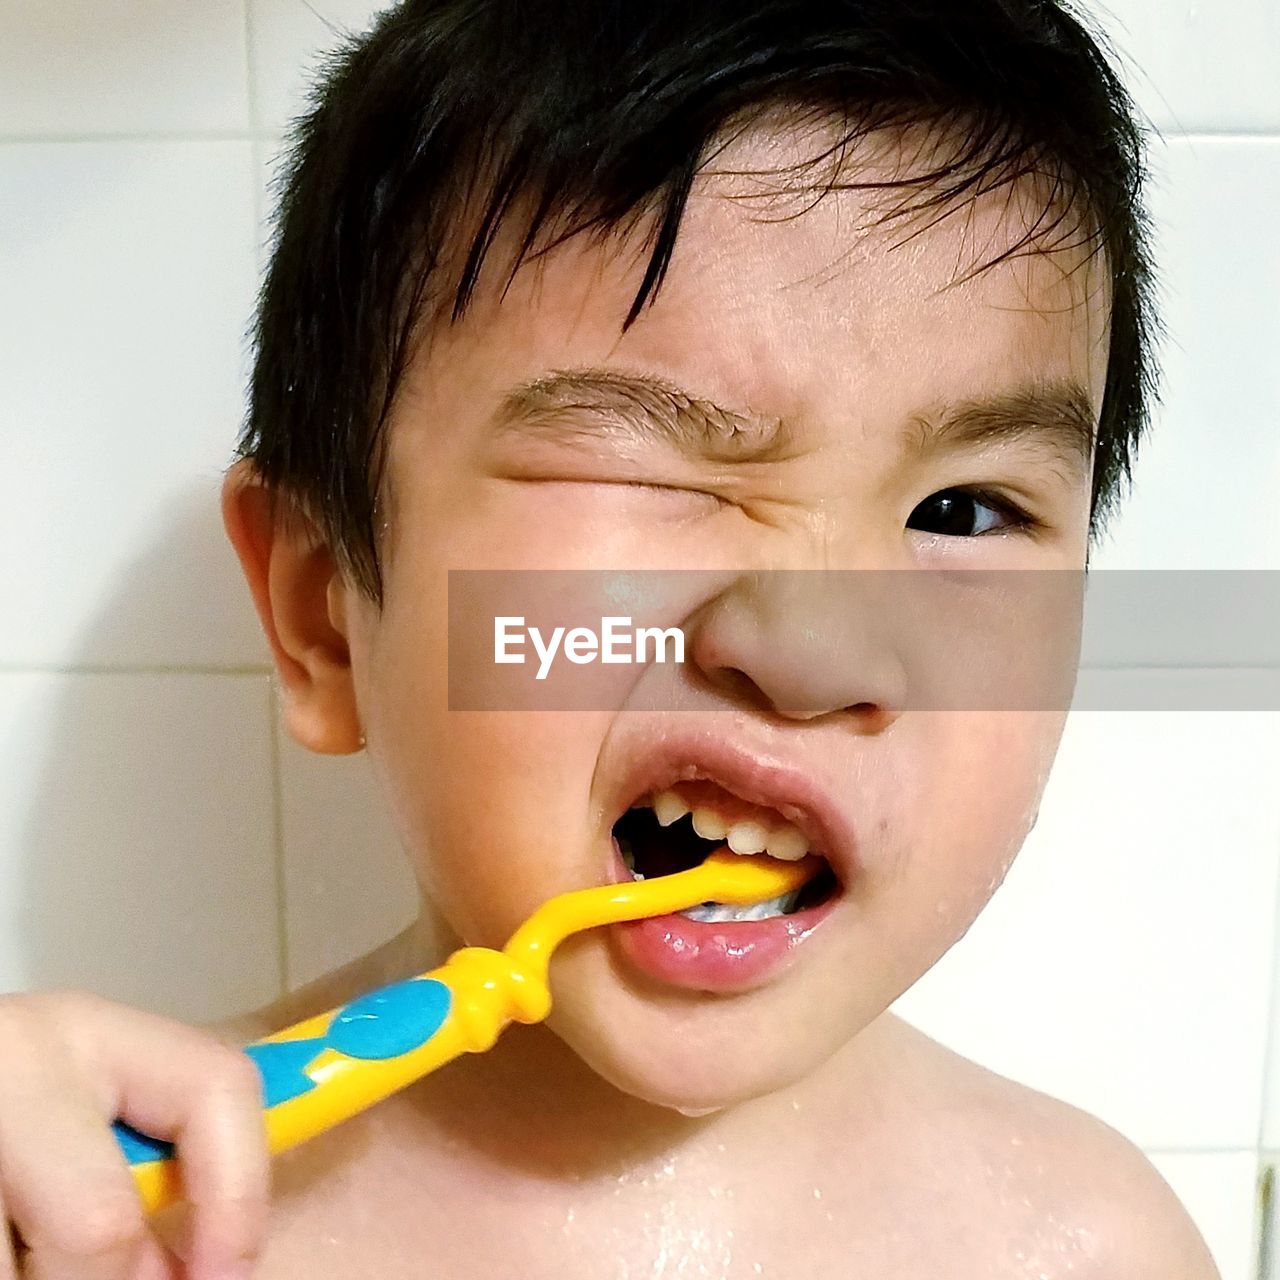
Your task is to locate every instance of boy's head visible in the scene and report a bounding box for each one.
[224,0,1155,1110]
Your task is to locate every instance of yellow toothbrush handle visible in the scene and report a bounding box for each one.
[116,944,548,1214]
[115,851,817,1213]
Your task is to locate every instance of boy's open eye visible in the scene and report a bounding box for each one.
[906,487,1032,537]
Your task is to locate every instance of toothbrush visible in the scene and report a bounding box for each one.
[114,849,819,1214]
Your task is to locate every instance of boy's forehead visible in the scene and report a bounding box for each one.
[399,121,1110,461]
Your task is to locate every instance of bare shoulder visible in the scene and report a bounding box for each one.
[880,1015,1221,1280]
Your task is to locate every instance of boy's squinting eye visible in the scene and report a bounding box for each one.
[523,475,726,515]
[906,487,1033,537]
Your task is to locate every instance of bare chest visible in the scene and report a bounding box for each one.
[252,1143,1083,1280]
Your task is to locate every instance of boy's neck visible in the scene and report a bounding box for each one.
[353,906,900,1187]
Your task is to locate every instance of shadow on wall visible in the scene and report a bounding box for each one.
[9,481,418,1025]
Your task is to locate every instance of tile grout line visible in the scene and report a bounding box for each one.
[265,672,292,999]
[241,0,263,137]
[1258,1164,1274,1280]
[241,0,274,273]
[1252,825,1280,1278]
[0,130,269,145]
[0,663,272,676]
[1255,832,1280,1154]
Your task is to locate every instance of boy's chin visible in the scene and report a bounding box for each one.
[556,1013,836,1115]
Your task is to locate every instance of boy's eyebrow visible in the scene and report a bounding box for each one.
[913,379,1096,477]
[490,366,1096,474]
[489,367,793,463]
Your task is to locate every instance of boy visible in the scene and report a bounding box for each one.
[0,1,1221,1276]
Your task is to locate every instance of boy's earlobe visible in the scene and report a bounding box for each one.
[220,460,366,755]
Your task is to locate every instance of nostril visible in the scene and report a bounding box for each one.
[849,701,896,733]
[702,663,765,704]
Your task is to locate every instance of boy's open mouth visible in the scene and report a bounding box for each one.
[612,780,840,924]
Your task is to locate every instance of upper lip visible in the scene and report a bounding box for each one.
[602,727,859,888]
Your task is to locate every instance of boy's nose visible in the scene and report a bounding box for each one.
[686,571,907,728]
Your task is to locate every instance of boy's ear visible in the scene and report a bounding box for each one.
[220,459,365,755]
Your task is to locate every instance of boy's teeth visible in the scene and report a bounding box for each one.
[652,789,690,826]
[725,820,768,855]
[680,889,803,922]
[642,791,814,860]
[691,807,728,840]
[764,825,808,862]
[623,792,816,888]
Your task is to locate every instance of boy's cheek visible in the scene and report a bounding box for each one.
[374,707,617,943]
[875,711,1064,958]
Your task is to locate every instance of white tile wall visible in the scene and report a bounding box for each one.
[1147,1152,1261,1280]
[1262,937,1280,1146]
[0,672,280,1023]
[1090,137,1280,571]
[1077,1,1280,135]
[893,702,1280,1152]
[274,703,419,989]
[1,2,1276,1273]
[248,0,390,133]
[0,1,250,137]
[0,140,268,669]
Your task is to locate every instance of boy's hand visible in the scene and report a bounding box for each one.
[0,990,269,1279]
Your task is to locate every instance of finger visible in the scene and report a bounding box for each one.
[3,994,270,1279]
[0,1004,152,1280]
[5,1200,177,1280]
[126,1235,185,1280]
[154,1058,271,1280]
[20,1234,150,1280]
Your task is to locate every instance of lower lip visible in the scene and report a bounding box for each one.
[606,842,839,993]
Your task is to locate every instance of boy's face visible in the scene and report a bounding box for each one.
[254,123,1109,1110]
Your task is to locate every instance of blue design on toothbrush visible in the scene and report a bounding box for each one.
[113,1122,175,1165]
[325,978,452,1059]
[113,978,452,1168]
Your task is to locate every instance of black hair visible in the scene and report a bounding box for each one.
[236,0,1160,605]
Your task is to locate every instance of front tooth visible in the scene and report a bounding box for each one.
[764,824,808,862]
[652,789,690,827]
[726,820,768,855]
[691,808,728,840]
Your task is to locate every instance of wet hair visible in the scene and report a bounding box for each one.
[236,0,1159,604]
